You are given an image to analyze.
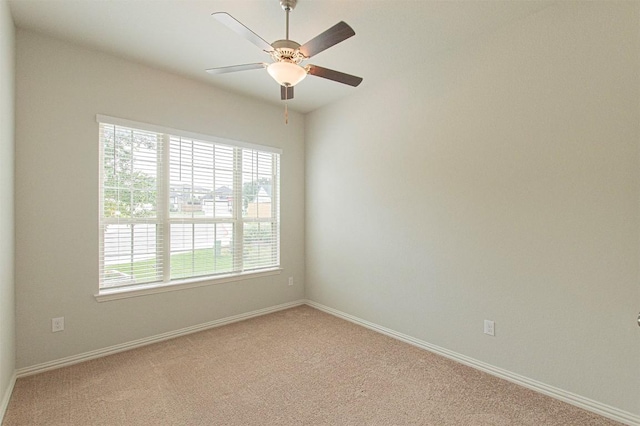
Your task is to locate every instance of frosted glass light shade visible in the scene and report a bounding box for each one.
[267,62,307,87]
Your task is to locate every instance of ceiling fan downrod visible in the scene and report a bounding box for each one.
[280,0,297,40]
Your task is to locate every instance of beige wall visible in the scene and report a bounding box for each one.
[14,30,305,368]
[0,0,16,409]
[306,1,640,416]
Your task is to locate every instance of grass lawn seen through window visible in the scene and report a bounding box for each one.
[105,248,233,287]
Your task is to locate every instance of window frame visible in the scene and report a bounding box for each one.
[96,115,282,302]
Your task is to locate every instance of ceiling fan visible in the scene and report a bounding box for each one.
[206,0,363,102]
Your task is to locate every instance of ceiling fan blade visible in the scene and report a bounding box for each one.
[281,85,294,100]
[307,65,363,87]
[212,12,274,53]
[299,21,355,58]
[206,63,267,75]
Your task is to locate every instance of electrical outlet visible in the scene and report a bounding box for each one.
[52,317,64,333]
[484,320,495,336]
[288,276,294,286]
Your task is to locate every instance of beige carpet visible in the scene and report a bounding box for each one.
[4,305,621,425]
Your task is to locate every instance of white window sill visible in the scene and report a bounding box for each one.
[94,268,283,302]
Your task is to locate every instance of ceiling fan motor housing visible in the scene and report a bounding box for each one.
[270,40,306,63]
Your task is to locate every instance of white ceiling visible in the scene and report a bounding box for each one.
[8,0,554,113]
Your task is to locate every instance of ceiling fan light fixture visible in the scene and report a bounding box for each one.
[267,61,307,87]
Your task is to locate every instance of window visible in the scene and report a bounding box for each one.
[98,115,280,294]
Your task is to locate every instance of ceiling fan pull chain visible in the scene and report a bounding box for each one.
[284,102,289,125]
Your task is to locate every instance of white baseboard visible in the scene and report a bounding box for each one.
[304,300,640,426]
[16,300,305,378]
[0,372,16,423]
[11,298,639,425]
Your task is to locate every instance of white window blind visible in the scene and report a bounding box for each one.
[242,149,280,270]
[98,116,280,291]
